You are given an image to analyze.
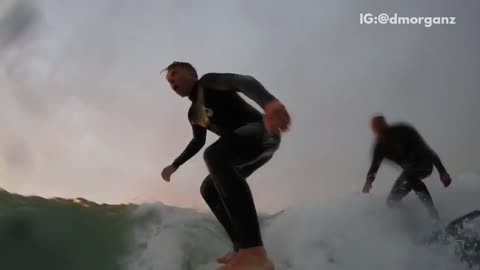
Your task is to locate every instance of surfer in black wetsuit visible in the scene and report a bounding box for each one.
[160,62,290,270]
[362,115,452,220]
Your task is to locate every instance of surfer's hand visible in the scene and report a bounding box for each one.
[162,165,177,182]
[362,181,372,193]
[440,172,452,188]
[264,100,291,135]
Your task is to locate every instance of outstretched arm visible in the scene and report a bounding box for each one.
[430,149,452,187]
[411,126,448,175]
[411,125,451,187]
[200,73,278,109]
[430,150,447,174]
[171,124,207,169]
[362,144,384,193]
[366,144,384,183]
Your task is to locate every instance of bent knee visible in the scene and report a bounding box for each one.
[200,177,213,198]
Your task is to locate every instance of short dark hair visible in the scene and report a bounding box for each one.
[162,61,197,77]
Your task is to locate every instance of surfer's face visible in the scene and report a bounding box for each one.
[371,117,387,139]
[165,66,197,97]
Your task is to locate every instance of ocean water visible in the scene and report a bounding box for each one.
[0,173,479,270]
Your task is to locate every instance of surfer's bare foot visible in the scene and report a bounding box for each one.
[217,251,237,264]
[218,246,274,270]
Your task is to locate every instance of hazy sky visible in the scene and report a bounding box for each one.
[0,0,479,212]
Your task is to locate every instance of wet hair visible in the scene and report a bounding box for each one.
[162,61,198,77]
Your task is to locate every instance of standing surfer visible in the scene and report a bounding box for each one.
[161,61,290,270]
[362,115,452,220]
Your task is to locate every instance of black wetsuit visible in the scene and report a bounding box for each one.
[366,123,447,219]
[171,73,281,250]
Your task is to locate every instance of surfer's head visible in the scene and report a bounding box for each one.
[371,115,388,139]
[163,61,198,97]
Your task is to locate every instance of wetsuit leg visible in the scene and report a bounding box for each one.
[412,181,439,219]
[387,172,413,207]
[200,155,274,252]
[200,176,241,251]
[387,162,438,219]
[203,121,280,249]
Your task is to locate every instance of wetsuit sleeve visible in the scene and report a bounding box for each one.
[408,125,447,174]
[366,143,384,182]
[200,73,278,109]
[430,151,447,174]
[172,124,207,169]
